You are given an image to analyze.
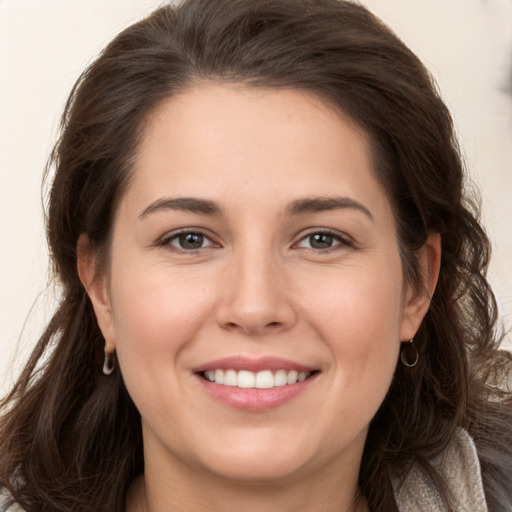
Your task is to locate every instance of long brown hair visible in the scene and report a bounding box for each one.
[1,1,511,510]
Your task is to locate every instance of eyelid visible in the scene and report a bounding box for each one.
[155,227,354,253]
[158,228,220,251]
[293,228,354,251]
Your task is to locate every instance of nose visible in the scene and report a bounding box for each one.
[215,248,296,336]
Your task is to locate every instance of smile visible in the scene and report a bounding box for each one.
[202,369,312,388]
[195,357,319,411]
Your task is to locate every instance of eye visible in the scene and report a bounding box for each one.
[162,231,216,251]
[295,231,351,251]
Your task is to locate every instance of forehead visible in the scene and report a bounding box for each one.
[122,83,391,221]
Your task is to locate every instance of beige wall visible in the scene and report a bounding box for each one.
[1,0,511,393]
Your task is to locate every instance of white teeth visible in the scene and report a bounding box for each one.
[224,369,238,386]
[287,370,298,385]
[255,370,274,389]
[203,369,312,388]
[214,369,224,385]
[274,369,288,387]
[237,370,255,388]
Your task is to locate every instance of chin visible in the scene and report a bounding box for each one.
[194,440,312,484]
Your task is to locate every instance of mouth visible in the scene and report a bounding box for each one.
[200,368,316,389]
[194,357,320,411]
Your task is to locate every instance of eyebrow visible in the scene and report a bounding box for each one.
[138,195,373,221]
[285,196,374,221]
[138,197,223,219]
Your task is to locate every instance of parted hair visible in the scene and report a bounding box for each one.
[1,1,511,510]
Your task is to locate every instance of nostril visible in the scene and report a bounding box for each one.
[216,297,296,334]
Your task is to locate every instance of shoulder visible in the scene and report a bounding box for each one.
[392,428,488,512]
[0,490,26,512]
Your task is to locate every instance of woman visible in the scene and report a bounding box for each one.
[1,0,511,510]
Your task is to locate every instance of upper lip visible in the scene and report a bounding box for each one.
[193,356,316,373]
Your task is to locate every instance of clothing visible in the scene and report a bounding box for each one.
[0,499,23,512]
[1,429,487,512]
[393,428,488,511]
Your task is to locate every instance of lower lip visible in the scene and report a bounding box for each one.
[196,374,318,412]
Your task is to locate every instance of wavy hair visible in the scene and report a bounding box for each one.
[1,1,511,510]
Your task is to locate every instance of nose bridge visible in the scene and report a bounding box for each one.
[216,237,295,334]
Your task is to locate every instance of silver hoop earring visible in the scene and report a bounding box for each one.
[103,350,116,375]
[400,339,419,368]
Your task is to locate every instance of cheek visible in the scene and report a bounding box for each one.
[300,262,403,398]
[107,260,215,385]
[302,261,404,342]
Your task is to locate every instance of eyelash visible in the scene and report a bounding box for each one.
[157,228,353,253]
[294,229,353,253]
[158,229,218,252]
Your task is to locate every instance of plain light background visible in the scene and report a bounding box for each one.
[1,0,512,394]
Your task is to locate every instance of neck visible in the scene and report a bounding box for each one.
[126,464,368,512]
[126,425,369,512]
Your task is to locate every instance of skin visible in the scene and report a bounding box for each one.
[79,84,440,512]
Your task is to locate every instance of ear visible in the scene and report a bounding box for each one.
[400,232,441,341]
[77,234,116,352]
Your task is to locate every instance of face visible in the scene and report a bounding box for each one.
[84,84,431,489]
